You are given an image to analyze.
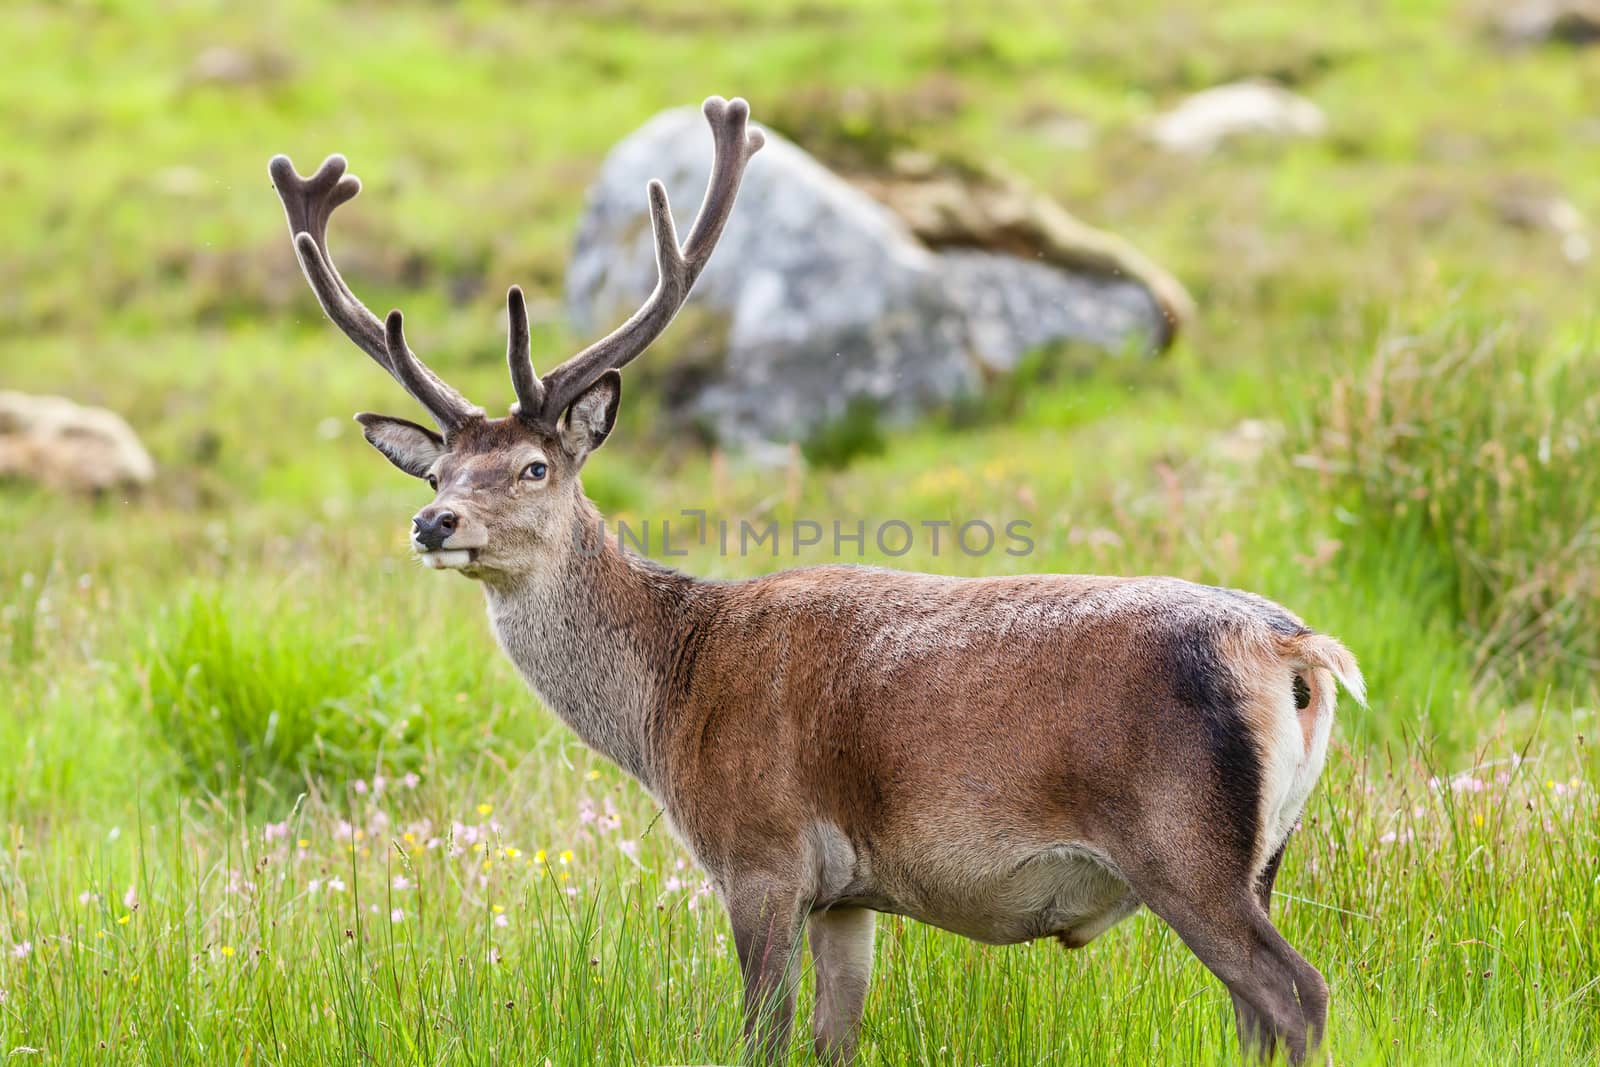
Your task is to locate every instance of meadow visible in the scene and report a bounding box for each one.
[2,0,1598,1062]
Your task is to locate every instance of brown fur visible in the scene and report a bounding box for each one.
[411,466,1360,1064]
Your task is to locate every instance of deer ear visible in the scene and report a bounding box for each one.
[558,370,621,462]
[354,413,447,479]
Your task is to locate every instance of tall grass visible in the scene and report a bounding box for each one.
[128,589,551,803]
[1299,315,1600,702]
[0,741,1592,1064]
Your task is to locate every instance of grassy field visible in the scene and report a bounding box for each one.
[2,0,1598,1062]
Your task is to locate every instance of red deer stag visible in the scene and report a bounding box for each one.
[269,96,1363,1065]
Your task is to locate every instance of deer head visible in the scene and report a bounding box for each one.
[269,97,764,578]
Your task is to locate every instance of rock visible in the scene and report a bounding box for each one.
[186,45,292,88]
[938,251,1165,370]
[1210,419,1285,466]
[1147,81,1326,155]
[1493,1,1600,46]
[1492,178,1591,263]
[0,392,155,494]
[853,152,1193,351]
[566,109,1185,445]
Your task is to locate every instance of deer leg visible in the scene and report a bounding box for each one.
[1127,863,1325,1065]
[1228,839,1290,1059]
[808,907,875,1065]
[724,878,807,1064]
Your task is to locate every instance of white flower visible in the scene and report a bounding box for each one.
[390,908,405,924]
[11,941,32,960]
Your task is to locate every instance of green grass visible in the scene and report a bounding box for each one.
[2,0,1599,1062]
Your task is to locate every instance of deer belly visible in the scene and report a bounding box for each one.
[895,844,1137,947]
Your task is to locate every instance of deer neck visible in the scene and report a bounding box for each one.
[480,497,698,791]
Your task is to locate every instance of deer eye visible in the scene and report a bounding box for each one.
[521,461,548,482]
[426,473,439,491]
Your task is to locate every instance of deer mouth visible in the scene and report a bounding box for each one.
[417,548,477,570]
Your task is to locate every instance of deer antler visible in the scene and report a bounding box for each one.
[268,153,482,435]
[519,96,764,430]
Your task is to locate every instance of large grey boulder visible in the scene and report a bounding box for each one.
[567,109,1181,445]
[0,391,155,494]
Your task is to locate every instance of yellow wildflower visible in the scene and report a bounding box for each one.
[477,804,493,817]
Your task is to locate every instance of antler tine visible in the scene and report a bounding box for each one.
[505,285,544,416]
[528,96,764,429]
[381,309,481,433]
[268,153,481,435]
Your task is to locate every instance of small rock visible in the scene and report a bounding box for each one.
[1148,81,1326,155]
[1017,105,1097,150]
[1493,179,1591,263]
[1494,1,1600,46]
[187,45,292,88]
[0,392,155,494]
[1211,419,1285,466]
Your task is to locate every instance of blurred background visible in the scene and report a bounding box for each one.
[4,0,1598,808]
[3,3,1599,1062]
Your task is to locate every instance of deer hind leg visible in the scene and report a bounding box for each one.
[1123,852,1326,1065]
[724,877,808,1064]
[807,907,875,1065]
[1226,839,1295,1058]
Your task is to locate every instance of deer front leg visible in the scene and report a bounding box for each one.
[808,907,875,1064]
[724,878,807,1063]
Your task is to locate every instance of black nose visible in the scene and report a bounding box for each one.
[412,507,458,551]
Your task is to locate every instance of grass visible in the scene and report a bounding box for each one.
[2,0,1599,1062]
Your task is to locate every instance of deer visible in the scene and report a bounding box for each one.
[269,96,1364,1065]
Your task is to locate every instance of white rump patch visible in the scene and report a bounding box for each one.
[1258,671,1335,868]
